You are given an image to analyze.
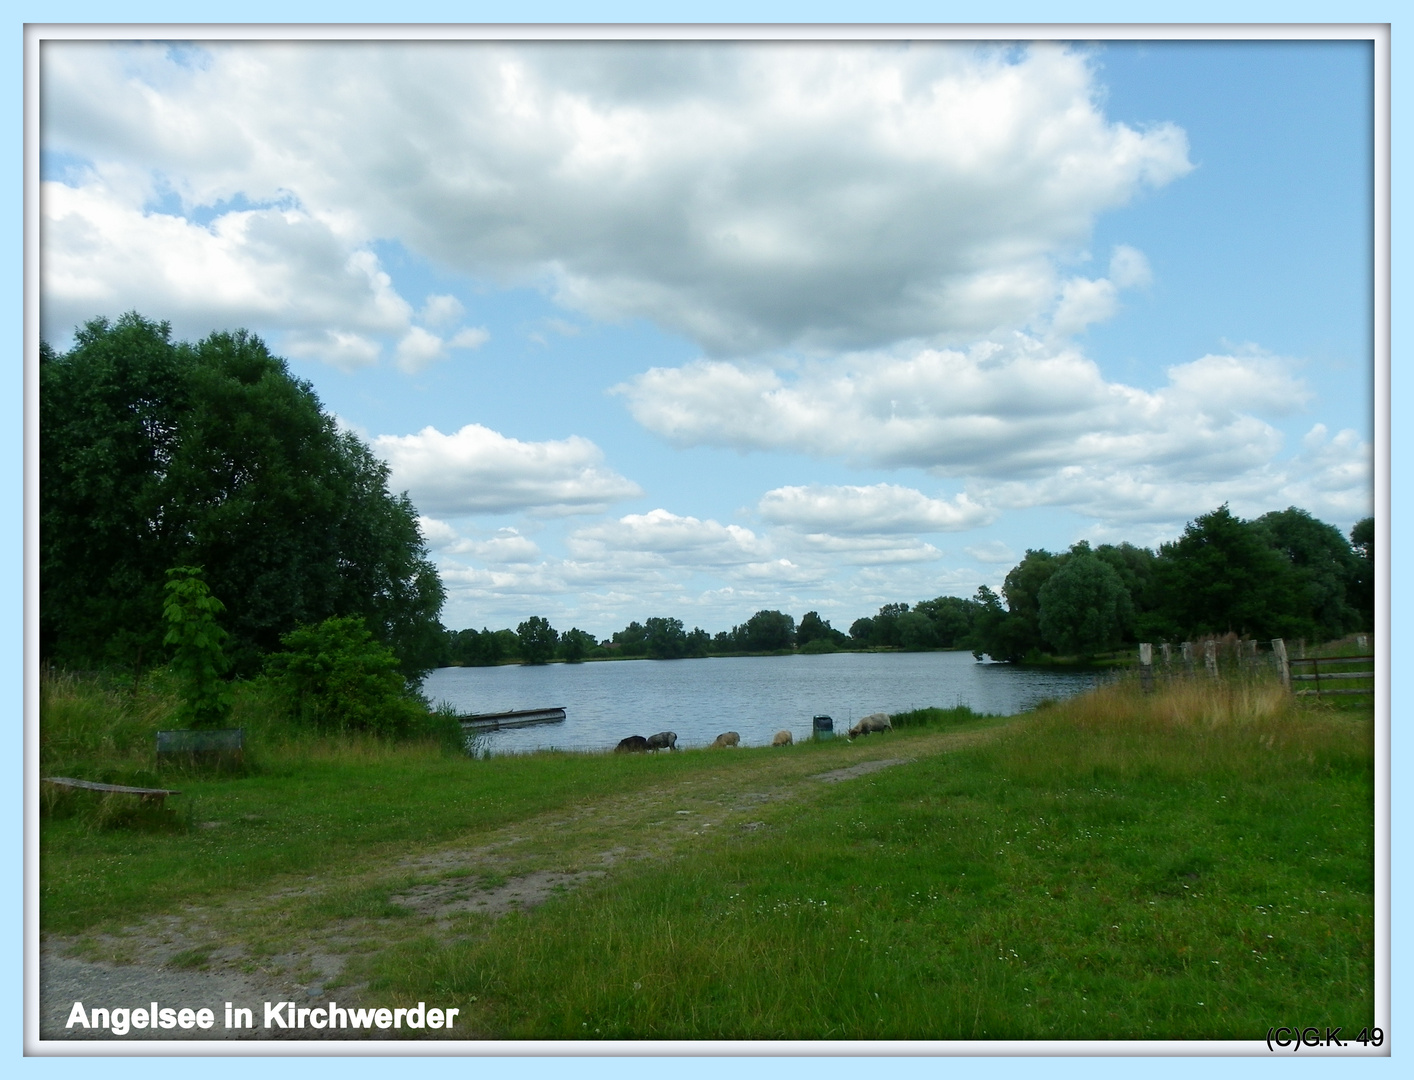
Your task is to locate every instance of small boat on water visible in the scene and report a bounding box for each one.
[456,706,567,731]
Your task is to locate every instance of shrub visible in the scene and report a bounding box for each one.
[161,566,233,728]
[265,616,428,737]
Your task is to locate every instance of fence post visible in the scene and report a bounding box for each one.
[1139,642,1154,693]
[1161,642,1172,674]
[1272,637,1289,690]
[1204,639,1218,679]
[1358,634,1368,650]
[1181,641,1194,674]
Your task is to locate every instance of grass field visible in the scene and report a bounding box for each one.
[39,669,1375,1041]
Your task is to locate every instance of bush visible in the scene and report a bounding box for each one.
[265,616,429,737]
[161,566,233,728]
[799,637,838,654]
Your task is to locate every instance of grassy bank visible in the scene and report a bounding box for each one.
[368,679,1373,1039]
[39,670,1373,1040]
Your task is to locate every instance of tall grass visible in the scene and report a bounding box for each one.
[39,667,462,782]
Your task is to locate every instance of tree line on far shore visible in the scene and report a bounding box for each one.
[444,504,1374,667]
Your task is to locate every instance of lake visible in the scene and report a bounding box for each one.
[422,650,1097,756]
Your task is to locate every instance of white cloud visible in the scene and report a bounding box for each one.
[1049,276,1118,337]
[42,41,1190,355]
[758,483,994,534]
[374,423,642,516]
[1108,244,1152,289]
[284,329,381,372]
[449,326,490,349]
[420,294,465,327]
[619,339,1351,531]
[569,509,768,566]
[965,540,1016,564]
[40,178,413,357]
[783,533,943,565]
[418,517,542,563]
[1163,352,1312,415]
[395,326,447,373]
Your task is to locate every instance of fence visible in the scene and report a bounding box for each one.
[1135,635,1373,698]
[1287,654,1375,698]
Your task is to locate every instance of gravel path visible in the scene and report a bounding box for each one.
[40,947,343,1041]
[40,727,997,1043]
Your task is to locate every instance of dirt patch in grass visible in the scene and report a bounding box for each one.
[40,724,1003,1041]
[809,757,914,783]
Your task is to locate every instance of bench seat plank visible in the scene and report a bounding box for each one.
[43,777,181,798]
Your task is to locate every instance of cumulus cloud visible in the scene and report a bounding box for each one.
[622,340,1311,473]
[420,294,465,327]
[783,533,943,565]
[965,540,1016,564]
[976,420,1371,542]
[374,423,642,516]
[618,338,1348,531]
[569,509,769,566]
[42,40,1190,355]
[418,517,542,562]
[1108,244,1152,289]
[40,179,413,361]
[758,483,994,534]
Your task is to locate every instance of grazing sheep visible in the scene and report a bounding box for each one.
[711,731,741,748]
[646,731,678,752]
[848,712,893,739]
[615,735,650,753]
[772,730,793,746]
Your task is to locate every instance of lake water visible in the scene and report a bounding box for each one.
[422,650,1097,756]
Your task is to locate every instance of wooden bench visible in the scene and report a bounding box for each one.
[43,777,182,808]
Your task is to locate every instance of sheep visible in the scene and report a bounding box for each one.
[848,712,892,738]
[772,730,793,746]
[615,735,650,753]
[711,731,741,748]
[646,731,678,752]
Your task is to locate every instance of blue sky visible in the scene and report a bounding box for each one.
[39,35,1375,638]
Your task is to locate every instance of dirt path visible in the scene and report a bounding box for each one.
[40,725,1002,1041]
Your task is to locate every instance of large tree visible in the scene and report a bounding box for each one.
[1253,507,1363,638]
[41,314,445,679]
[1149,505,1301,640]
[1037,554,1134,657]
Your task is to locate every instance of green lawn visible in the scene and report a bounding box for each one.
[40,672,1374,1041]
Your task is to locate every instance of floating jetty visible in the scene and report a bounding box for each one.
[457,706,567,731]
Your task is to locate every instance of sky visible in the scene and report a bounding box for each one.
[38,36,1376,640]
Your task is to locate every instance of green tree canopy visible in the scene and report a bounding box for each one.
[516,616,559,664]
[1253,506,1362,638]
[911,595,979,648]
[1150,505,1301,639]
[796,611,831,646]
[558,627,596,663]
[1037,554,1134,657]
[739,609,796,651]
[41,313,445,679]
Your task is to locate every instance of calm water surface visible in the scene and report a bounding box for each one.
[423,651,1096,755]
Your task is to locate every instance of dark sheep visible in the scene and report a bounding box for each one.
[615,735,650,753]
[646,731,678,752]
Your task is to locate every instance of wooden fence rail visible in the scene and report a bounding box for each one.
[1288,655,1375,697]
[1135,637,1373,697]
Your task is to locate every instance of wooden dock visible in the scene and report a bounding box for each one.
[457,706,567,731]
